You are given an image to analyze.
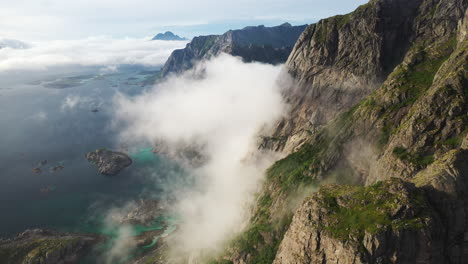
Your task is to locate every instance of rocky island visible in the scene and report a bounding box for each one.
[85,148,132,176]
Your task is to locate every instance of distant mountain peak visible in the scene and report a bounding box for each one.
[152,31,187,41]
[0,38,29,49]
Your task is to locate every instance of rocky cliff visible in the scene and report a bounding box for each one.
[263,0,466,154]
[206,0,468,264]
[160,23,307,77]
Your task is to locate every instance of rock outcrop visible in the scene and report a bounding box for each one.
[0,229,98,264]
[274,178,444,264]
[85,148,132,176]
[160,23,307,77]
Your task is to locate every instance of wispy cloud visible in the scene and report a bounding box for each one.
[114,54,291,257]
[61,95,94,111]
[30,111,48,122]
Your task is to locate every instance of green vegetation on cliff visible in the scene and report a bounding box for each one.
[218,0,467,262]
[319,179,429,240]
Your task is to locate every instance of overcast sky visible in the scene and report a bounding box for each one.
[0,0,368,41]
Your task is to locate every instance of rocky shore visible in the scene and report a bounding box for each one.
[0,229,100,264]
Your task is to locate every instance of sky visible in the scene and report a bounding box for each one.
[0,0,369,41]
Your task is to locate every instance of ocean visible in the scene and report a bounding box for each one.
[0,65,184,244]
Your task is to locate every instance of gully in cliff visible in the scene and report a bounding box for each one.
[85,148,132,176]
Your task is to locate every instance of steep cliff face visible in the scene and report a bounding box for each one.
[212,1,467,264]
[160,23,307,77]
[274,147,468,264]
[264,0,466,154]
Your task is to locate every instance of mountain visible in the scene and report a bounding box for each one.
[151,31,187,41]
[0,39,29,49]
[160,23,308,77]
[203,0,466,263]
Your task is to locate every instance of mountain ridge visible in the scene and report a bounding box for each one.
[160,23,308,77]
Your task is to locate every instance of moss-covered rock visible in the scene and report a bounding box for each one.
[274,178,443,264]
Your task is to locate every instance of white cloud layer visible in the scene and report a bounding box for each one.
[114,54,290,256]
[0,37,187,72]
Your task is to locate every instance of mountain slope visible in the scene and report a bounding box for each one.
[262,0,466,154]
[208,0,467,264]
[160,23,307,77]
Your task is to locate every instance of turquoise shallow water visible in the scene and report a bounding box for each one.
[131,147,158,163]
[79,213,180,263]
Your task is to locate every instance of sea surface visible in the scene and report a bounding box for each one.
[0,65,184,244]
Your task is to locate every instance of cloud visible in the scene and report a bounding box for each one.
[103,224,135,264]
[31,111,48,121]
[61,95,93,111]
[0,37,187,72]
[113,54,291,257]
[0,39,29,49]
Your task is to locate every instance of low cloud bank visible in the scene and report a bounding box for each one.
[113,54,290,257]
[0,37,187,72]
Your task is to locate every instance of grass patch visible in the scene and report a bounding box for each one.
[266,136,330,193]
[314,22,330,44]
[319,179,429,240]
[438,136,462,147]
[230,213,292,264]
[378,124,393,148]
[390,36,456,110]
[392,146,434,167]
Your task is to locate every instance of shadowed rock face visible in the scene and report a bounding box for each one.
[0,229,99,264]
[160,23,307,77]
[85,149,132,176]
